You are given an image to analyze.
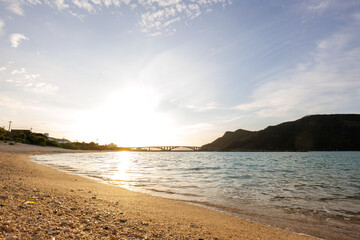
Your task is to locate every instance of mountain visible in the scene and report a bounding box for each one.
[202,114,360,151]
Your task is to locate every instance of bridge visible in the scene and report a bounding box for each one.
[130,146,201,151]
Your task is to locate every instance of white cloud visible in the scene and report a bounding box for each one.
[0,19,4,36]
[52,0,70,11]
[9,33,29,48]
[307,0,331,13]
[300,0,360,15]
[71,0,96,13]
[2,0,25,15]
[3,66,58,94]
[1,0,41,16]
[354,12,360,23]
[1,0,231,36]
[235,29,360,118]
[137,0,231,35]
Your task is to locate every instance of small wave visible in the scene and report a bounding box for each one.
[225,174,253,180]
[147,188,202,198]
[179,192,202,197]
[188,167,221,171]
[88,175,112,181]
[345,194,360,200]
[319,197,338,202]
[56,166,79,172]
[132,184,148,187]
[170,185,199,189]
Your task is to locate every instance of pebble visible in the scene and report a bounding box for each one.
[60,221,67,227]
[6,236,17,240]
[0,156,223,240]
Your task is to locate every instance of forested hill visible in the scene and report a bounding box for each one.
[202,114,360,151]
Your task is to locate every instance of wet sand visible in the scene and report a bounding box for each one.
[0,143,331,239]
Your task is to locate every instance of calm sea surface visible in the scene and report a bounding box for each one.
[31,152,360,222]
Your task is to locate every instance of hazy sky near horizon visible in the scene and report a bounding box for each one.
[0,0,360,146]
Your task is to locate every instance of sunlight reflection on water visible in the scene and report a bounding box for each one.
[111,151,132,181]
[31,151,360,222]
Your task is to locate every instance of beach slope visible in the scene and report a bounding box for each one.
[0,143,313,239]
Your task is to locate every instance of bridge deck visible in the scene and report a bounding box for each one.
[130,146,201,151]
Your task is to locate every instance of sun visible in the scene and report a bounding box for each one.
[75,87,176,147]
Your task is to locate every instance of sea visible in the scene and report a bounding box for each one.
[31,151,360,235]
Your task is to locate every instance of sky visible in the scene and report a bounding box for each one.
[0,0,359,147]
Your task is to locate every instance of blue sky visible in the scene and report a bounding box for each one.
[0,0,359,146]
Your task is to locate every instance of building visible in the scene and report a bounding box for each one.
[48,137,71,144]
[10,129,32,134]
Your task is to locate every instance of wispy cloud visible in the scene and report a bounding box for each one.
[9,33,28,48]
[299,0,360,15]
[1,0,231,36]
[306,0,332,13]
[3,66,58,94]
[137,0,231,35]
[2,0,25,16]
[185,102,219,112]
[0,95,26,109]
[70,0,96,13]
[235,28,360,118]
[354,12,360,23]
[0,19,4,36]
[52,0,70,11]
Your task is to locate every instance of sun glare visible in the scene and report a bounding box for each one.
[111,151,132,181]
[75,87,175,147]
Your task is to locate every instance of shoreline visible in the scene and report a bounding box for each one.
[0,143,357,239]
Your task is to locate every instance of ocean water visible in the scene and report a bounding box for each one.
[31,151,360,223]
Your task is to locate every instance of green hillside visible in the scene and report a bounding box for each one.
[202,114,360,151]
[0,128,127,151]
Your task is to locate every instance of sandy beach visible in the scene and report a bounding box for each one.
[0,143,322,239]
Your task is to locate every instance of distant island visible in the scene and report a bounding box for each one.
[202,114,360,151]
